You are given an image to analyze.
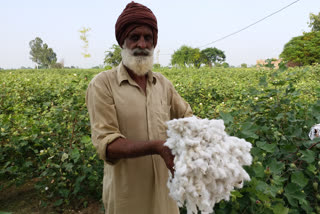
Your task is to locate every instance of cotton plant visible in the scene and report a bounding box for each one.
[164,116,252,214]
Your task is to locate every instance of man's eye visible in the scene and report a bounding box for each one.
[145,36,152,41]
[129,35,138,41]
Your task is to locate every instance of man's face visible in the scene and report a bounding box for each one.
[121,25,154,76]
[124,25,154,52]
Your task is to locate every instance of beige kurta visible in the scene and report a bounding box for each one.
[86,62,192,214]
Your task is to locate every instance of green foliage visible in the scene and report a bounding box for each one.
[171,46,226,68]
[171,45,202,68]
[0,69,103,209]
[104,44,122,67]
[200,47,226,67]
[309,12,320,32]
[241,63,248,68]
[29,37,57,68]
[158,65,320,213]
[1,65,320,213]
[51,62,64,69]
[153,63,161,69]
[280,31,320,66]
[222,62,229,68]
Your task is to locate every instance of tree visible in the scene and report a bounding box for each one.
[280,31,320,66]
[171,45,202,68]
[104,44,122,67]
[29,37,57,68]
[200,47,226,67]
[171,46,226,68]
[153,63,161,69]
[51,59,64,69]
[308,12,320,32]
[222,62,229,68]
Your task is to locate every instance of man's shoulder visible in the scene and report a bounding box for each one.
[90,67,118,85]
[152,71,172,86]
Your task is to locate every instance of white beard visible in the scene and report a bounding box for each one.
[121,43,154,76]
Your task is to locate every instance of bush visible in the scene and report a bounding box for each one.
[241,63,248,68]
[1,65,320,213]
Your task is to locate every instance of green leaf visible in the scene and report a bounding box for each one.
[272,175,287,186]
[250,147,263,157]
[253,164,265,178]
[284,183,306,207]
[64,163,74,172]
[53,199,63,207]
[268,159,285,175]
[81,135,91,144]
[272,203,289,214]
[256,141,277,153]
[70,148,80,163]
[300,150,315,163]
[256,181,278,197]
[259,76,268,87]
[307,164,316,174]
[281,144,296,153]
[301,202,313,213]
[58,188,70,198]
[231,190,243,198]
[219,112,233,125]
[240,122,259,139]
[23,161,33,168]
[291,171,308,188]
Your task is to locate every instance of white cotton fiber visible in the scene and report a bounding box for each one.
[164,116,252,214]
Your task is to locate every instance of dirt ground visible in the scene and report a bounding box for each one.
[0,180,104,214]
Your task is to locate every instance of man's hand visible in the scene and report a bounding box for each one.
[156,141,175,178]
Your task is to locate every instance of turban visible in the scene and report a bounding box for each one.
[115,1,158,48]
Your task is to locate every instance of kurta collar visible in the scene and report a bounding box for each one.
[117,62,157,86]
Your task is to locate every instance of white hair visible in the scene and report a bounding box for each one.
[121,41,154,76]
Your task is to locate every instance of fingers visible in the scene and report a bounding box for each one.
[170,166,175,178]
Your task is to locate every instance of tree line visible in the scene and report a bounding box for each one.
[27,12,320,69]
[104,44,229,68]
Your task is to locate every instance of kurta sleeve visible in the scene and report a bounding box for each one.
[85,72,125,164]
[169,82,193,119]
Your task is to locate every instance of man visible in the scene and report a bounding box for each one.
[86,2,192,214]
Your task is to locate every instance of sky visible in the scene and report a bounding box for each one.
[1,0,319,69]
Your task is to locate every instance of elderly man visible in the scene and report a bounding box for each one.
[86,2,192,214]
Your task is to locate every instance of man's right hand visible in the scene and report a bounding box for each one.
[156,141,175,178]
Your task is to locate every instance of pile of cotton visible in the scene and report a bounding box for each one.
[309,124,320,140]
[164,116,252,214]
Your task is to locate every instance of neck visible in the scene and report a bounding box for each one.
[124,65,147,94]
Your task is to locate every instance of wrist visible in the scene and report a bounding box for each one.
[152,140,165,155]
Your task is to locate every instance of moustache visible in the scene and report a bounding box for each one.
[132,48,152,56]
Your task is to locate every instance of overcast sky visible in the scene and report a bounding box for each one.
[1,0,319,69]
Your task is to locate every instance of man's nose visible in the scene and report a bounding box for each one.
[137,37,147,49]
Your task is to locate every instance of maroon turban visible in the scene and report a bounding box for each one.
[115,1,158,48]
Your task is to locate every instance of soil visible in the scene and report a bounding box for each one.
[0,180,104,214]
